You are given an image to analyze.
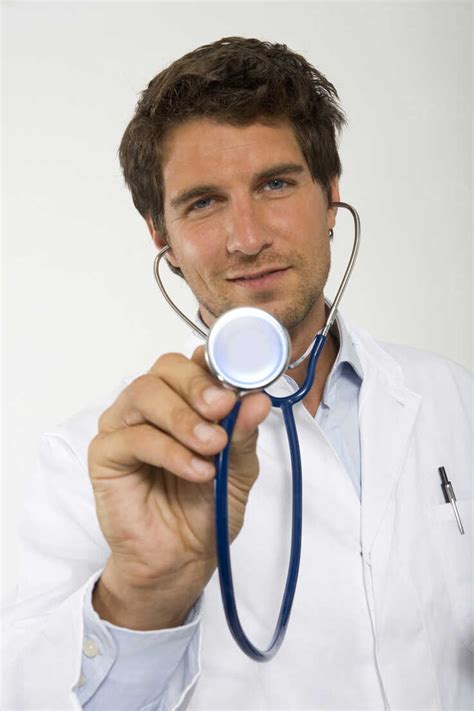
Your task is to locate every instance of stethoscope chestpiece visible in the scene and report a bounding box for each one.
[205,307,291,392]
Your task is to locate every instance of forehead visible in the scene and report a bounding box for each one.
[161,119,308,190]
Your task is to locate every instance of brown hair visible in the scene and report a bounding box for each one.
[119,36,345,242]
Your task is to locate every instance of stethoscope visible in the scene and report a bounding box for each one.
[153,201,360,662]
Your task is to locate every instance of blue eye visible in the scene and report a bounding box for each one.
[190,197,214,212]
[265,179,288,191]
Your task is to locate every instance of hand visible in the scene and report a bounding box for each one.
[88,346,271,629]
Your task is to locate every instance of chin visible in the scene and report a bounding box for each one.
[201,284,323,332]
[271,294,323,333]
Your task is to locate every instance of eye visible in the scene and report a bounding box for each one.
[185,196,216,214]
[264,179,289,191]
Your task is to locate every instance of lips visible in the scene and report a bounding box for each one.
[228,267,289,281]
[228,267,290,289]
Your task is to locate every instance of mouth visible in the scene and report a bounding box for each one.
[228,267,290,290]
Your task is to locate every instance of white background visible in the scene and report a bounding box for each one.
[3,1,472,598]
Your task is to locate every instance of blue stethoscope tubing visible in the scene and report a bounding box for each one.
[153,201,361,662]
[215,333,327,661]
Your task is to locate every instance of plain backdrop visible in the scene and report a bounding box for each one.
[2,1,472,599]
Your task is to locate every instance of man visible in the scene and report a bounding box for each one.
[3,37,472,710]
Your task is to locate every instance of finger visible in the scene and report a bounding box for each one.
[192,345,272,441]
[99,375,229,457]
[151,351,237,421]
[89,424,216,483]
[99,349,235,433]
[190,344,207,367]
[232,392,272,446]
[187,349,272,450]
[226,392,272,489]
[192,344,272,448]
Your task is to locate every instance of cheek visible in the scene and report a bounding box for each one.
[297,194,328,229]
[272,190,327,234]
[275,207,327,257]
[172,226,223,280]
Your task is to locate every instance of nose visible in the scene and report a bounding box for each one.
[225,197,273,256]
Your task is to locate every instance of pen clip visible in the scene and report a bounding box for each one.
[438,467,465,535]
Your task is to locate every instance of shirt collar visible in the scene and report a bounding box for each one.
[329,307,364,383]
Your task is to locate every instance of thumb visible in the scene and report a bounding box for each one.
[232,392,272,449]
[227,391,271,486]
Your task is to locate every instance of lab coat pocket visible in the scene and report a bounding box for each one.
[429,499,473,652]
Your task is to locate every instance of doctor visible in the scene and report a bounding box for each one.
[2,37,472,710]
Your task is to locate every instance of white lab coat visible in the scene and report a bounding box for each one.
[2,320,472,710]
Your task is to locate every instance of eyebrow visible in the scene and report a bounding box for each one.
[169,162,306,211]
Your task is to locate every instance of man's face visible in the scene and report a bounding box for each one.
[157,118,338,333]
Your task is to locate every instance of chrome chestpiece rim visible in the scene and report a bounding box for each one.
[205,307,291,391]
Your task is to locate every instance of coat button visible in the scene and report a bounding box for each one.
[83,637,100,658]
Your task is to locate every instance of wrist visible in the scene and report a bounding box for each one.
[92,556,212,631]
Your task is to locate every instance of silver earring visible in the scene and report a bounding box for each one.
[329,229,334,239]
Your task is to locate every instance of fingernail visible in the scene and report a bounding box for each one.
[194,422,219,444]
[202,386,233,406]
[191,457,214,477]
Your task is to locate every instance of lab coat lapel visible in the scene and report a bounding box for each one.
[354,329,422,552]
[187,314,423,554]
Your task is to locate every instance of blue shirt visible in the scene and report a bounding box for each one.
[284,311,364,499]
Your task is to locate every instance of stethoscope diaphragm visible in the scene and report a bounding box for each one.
[205,307,291,391]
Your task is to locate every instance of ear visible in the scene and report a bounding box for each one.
[327,177,340,230]
[144,214,180,268]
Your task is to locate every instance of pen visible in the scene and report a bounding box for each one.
[438,466,465,535]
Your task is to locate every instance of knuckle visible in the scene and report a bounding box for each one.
[121,423,141,451]
[186,368,211,400]
[123,374,162,419]
[192,365,223,397]
[191,345,206,362]
[127,373,153,401]
[168,399,195,432]
[87,431,108,468]
[190,372,212,401]
[154,351,187,371]
[98,407,114,433]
